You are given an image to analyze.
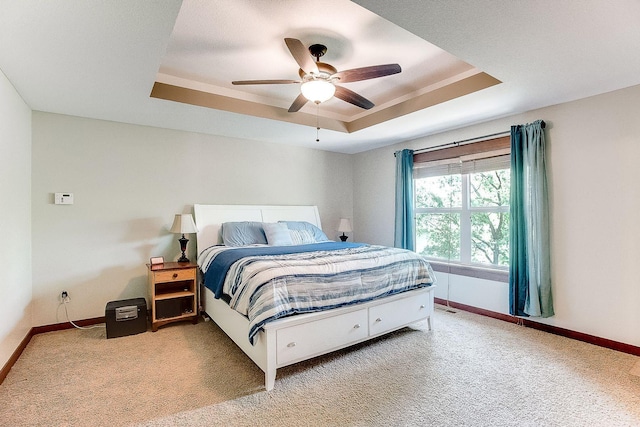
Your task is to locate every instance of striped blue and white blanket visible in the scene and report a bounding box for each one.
[198,242,435,344]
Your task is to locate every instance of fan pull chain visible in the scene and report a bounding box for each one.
[316,104,320,142]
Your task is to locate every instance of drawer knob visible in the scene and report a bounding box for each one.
[420,305,425,309]
[353,324,361,329]
[172,273,178,279]
[375,317,382,323]
[287,342,296,348]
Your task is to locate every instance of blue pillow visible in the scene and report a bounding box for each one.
[221,221,267,247]
[279,221,329,242]
[263,223,293,246]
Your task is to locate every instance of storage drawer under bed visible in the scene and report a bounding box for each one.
[369,291,431,336]
[276,309,369,366]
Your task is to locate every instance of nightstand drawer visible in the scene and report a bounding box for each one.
[153,268,196,283]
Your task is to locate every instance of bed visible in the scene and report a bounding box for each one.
[194,204,436,391]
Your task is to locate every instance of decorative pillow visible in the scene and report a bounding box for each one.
[221,221,267,247]
[263,222,293,246]
[289,229,316,245]
[279,221,330,242]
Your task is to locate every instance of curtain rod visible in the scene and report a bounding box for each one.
[395,120,546,156]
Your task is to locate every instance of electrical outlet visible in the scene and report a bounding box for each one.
[60,291,70,304]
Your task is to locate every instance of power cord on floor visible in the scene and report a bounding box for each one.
[61,299,104,330]
[443,271,457,313]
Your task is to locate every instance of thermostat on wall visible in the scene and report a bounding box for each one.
[54,193,74,205]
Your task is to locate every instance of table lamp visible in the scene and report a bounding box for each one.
[337,218,352,242]
[170,214,199,263]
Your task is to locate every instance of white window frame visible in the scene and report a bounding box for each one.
[416,172,510,266]
[412,137,511,282]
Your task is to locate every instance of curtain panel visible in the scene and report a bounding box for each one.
[509,120,553,317]
[394,149,415,250]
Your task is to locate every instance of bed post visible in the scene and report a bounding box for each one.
[264,327,277,391]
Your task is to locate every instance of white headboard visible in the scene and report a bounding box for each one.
[193,204,322,251]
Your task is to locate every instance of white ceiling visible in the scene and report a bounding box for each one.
[1,0,639,154]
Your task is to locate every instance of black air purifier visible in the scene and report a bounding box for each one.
[105,298,148,339]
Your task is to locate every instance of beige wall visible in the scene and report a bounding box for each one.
[31,112,353,326]
[353,83,640,347]
[0,69,32,368]
[7,75,640,361]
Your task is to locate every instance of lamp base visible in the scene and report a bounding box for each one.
[178,234,190,263]
[339,233,348,242]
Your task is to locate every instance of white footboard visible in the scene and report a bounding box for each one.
[204,285,435,391]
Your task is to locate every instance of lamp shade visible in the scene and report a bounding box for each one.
[301,80,336,103]
[337,218,352,233]
[170,214,198,234]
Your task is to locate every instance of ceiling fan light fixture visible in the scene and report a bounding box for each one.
[232,38,399,112]
[300,80,335,104]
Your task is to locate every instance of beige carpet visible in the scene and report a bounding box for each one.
[2,308,640,426]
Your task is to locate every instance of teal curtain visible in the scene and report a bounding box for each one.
[509,120,553,317]
[394,149,415,250]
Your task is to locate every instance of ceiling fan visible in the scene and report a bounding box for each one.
[232,38,401,113]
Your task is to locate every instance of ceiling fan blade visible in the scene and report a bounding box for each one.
[332,64,401,83]
[288,93,308,113]
[284,38,319,75]
[232,79,300,85]
[334,86,374,110]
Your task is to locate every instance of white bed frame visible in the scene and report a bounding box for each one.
[194,204,435,391]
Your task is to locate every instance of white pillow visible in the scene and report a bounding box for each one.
[263,222,293,246]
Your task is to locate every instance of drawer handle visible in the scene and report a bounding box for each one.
[375,318,382,323]
[172,273,178,279]
[287,342,296,348]
[353,324,361,329]
[420,305,425,309]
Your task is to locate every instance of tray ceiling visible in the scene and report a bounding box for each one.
[151,0,500,133]
[1,1,639,153]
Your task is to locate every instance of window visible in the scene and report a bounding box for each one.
[413,136,510,274]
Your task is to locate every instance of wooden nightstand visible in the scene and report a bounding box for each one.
[147,262,198,332]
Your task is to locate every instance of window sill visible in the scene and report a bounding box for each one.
[428,260,509,283]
